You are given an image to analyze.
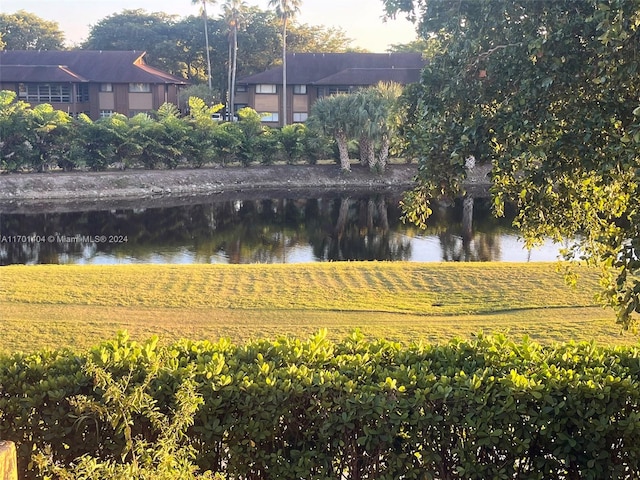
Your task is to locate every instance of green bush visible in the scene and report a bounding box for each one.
[184,97,222,168]
[257,128,281,165]
[211,122,242,165]
[0,91,32,171]
[1,331,639,479]
[278,123,307,164]
[301,125,333,164]
[0,91,345,171]
[33,342,221,480]
[236,107,266,166]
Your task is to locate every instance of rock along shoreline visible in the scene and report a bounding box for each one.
[0,164,420,213]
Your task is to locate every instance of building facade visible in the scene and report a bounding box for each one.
[0,50,188,120]
[235,52,426,127]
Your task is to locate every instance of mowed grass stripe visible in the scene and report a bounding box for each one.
[1,262,601,315]
[0,303,631,353]
[2,262,638,353]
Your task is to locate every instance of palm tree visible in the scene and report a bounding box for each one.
[191,0,217,90]
[372,82,403,172]
[352,89,377,169]
[268,0,301,126]
[308,94,355,172]
[352,83,403,173]
[223,0,247,121]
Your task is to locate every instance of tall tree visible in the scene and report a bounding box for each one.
[383,0,640,327]
[268,0,302,126]
[191,0,217,90]
[223,0,248,121]
[83,10,181,73]
[173,15,215,81]
[287,23,354,52]
[386,37,442,56]
[82,6,352,94]
[0,10,65,50]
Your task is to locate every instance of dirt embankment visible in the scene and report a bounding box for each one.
[0,164,419,213]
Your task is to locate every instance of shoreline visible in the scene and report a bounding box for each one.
[0,162,493,214]
[0,163,419,212]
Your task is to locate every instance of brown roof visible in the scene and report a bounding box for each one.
[0,50,188,84]
[313,68,423,85]
[0,65,88,83]
[238,52,426,86]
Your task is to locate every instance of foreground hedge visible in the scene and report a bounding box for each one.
[1,331,639,479]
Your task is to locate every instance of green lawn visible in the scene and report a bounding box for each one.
[1,262,637,352]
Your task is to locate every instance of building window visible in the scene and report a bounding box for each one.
[129,83,151,93]
[99,83,113,92]
[256,84,276,94]
[293,112,308,122]
[235,84,248,93]
[317,86,352,98]
[18,83,71,103]
[76,84,89,102]
[99,110,114,118]
[328,86,350,95]
[70,111,90,119]
[293,84,307,94]
[260,112,279,122]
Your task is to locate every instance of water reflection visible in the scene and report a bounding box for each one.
[438,195,501,262]
[0,193,565,265]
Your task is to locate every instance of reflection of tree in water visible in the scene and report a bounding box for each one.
[221,199,309,264]
[436,195,502,262]
[0,211,110,264]
[1,194,414,264]
[312,196,412,261]
[1,193,517,264]
[439,228,502,262]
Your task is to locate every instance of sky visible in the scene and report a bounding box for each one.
[1,0,418,53]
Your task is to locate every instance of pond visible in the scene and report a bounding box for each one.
[0,191,567,265]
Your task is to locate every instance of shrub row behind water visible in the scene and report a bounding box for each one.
[0,92,333,172]
[1,330,639,479]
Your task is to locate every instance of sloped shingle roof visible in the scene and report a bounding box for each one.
[0,50,188,84]
[238,53,426,86]
[0,65,88,83]
[313,68,422,86]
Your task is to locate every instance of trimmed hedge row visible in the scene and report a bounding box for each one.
[0,92,333,173]
[1,331,639,479]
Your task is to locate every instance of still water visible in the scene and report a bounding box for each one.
[0,192,567,265]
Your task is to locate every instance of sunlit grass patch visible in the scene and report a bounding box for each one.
[1,262,637,352]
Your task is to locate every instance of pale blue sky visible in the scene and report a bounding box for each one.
[1,0,417,52]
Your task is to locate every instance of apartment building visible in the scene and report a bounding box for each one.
[0,50,188,119]
[235,52,426,126]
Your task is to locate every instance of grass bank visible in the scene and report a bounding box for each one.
[1,262,636,352]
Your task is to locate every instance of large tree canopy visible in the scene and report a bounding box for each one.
[83,10,186,74]
[80,7,354,104]
[287,23,355,53]
[384,0,640,327]
[0,10,65,50]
